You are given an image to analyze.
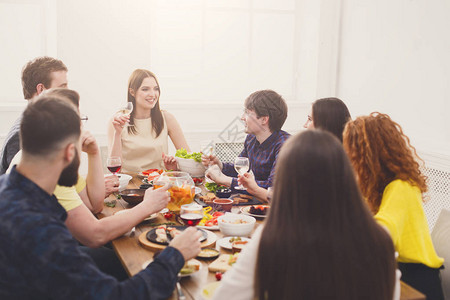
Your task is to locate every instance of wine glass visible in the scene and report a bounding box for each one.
[119,102,133,117]
[234,157,249,190]
[107,156,122,175]
[180,203,203,226]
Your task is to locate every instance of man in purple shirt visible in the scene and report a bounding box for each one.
[203,90,290,192]
[0,96,201,300]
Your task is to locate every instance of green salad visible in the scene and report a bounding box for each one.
[175,148,202,163]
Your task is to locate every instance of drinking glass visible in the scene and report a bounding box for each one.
[234,157,249,190]
[119,102,133,117]
[180,203,203,226]
[107,156,122,175]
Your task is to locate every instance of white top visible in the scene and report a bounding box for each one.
[212,226,401,300]
[121,114,168,172]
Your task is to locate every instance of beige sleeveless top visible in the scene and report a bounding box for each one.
[121,113,168,172]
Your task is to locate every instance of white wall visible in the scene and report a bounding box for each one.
[3,0,450,172]
[336,0,450,168]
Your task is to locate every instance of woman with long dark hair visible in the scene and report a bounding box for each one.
[108,69,189,172]
[213,130,398,300]
[303,97,351,142]
[343,112,444,300]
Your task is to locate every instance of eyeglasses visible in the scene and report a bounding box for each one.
[80,115,88,123]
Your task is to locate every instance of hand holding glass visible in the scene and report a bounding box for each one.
[234,157,249,190]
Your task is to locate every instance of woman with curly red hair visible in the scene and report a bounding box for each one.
[343,112,444,300]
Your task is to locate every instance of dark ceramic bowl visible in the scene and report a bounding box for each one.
[215,188,232,199]
[120,189,145,205]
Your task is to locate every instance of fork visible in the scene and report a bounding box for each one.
[177,275,186,300]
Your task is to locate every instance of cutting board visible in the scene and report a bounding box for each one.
[208,254,236,273]
[139,228,217,251]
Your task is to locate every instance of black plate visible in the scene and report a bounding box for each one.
[146,226,207,245]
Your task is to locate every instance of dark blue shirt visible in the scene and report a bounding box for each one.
[0,167,185,300]
[222,130,290,190]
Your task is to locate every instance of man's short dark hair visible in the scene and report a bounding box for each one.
[244,90,288,132]
[22,57,67,100]
[21,97,80,157]
[44,88,80,108]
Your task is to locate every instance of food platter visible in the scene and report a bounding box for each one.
[240,205,269,218]
[146,225,207,245]
[216,236,251,250]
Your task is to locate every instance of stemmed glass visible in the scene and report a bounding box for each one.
[180,203,203,226]
[234,157,249,190]
[107,156,122,175]
[119,102,133,117]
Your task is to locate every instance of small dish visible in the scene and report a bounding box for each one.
[120,189,145,205]
[240,205,269,218]
[197,248,220,259]
[146,226,208,245]
[216,236,251,250]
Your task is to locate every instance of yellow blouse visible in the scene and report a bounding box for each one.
[375,179,443,268]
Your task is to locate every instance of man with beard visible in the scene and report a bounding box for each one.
[0,97,202,299]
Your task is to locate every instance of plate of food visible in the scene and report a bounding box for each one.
[216,236,251,250]
[146,225,207,245]
[196,211,224,230]
[139,169,164,179]
[240,205,269,218]
[142,258,202,277]
[197,248,220,259]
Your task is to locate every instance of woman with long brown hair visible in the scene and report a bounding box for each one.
[108,69,190,172]
[213,130,398,300]
[343,112,444,300]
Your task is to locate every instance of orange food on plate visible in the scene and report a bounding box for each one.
[144,169,164,181]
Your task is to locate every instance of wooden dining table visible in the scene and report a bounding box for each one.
[98,174,426,300]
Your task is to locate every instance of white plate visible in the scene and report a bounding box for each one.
[240,205,269,218]
[197,224,219,231]
[195,186,201,195]
[142,258,203,277]
[216,237,251,250]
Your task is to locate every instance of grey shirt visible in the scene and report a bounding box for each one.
[0,116,21,175]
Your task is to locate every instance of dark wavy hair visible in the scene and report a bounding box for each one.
[343,112,427,213]
[312,97,351,142]
[255,130,396,300]
[126,69,164,137]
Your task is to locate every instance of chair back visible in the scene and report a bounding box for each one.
[431,208,450,299]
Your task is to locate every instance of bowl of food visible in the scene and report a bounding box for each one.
[215,187,232,198]
[217,213,256,237]
[120,189,145,205]
[192,176,205,186]
[176,157,206,177]
[213,198,233,212]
